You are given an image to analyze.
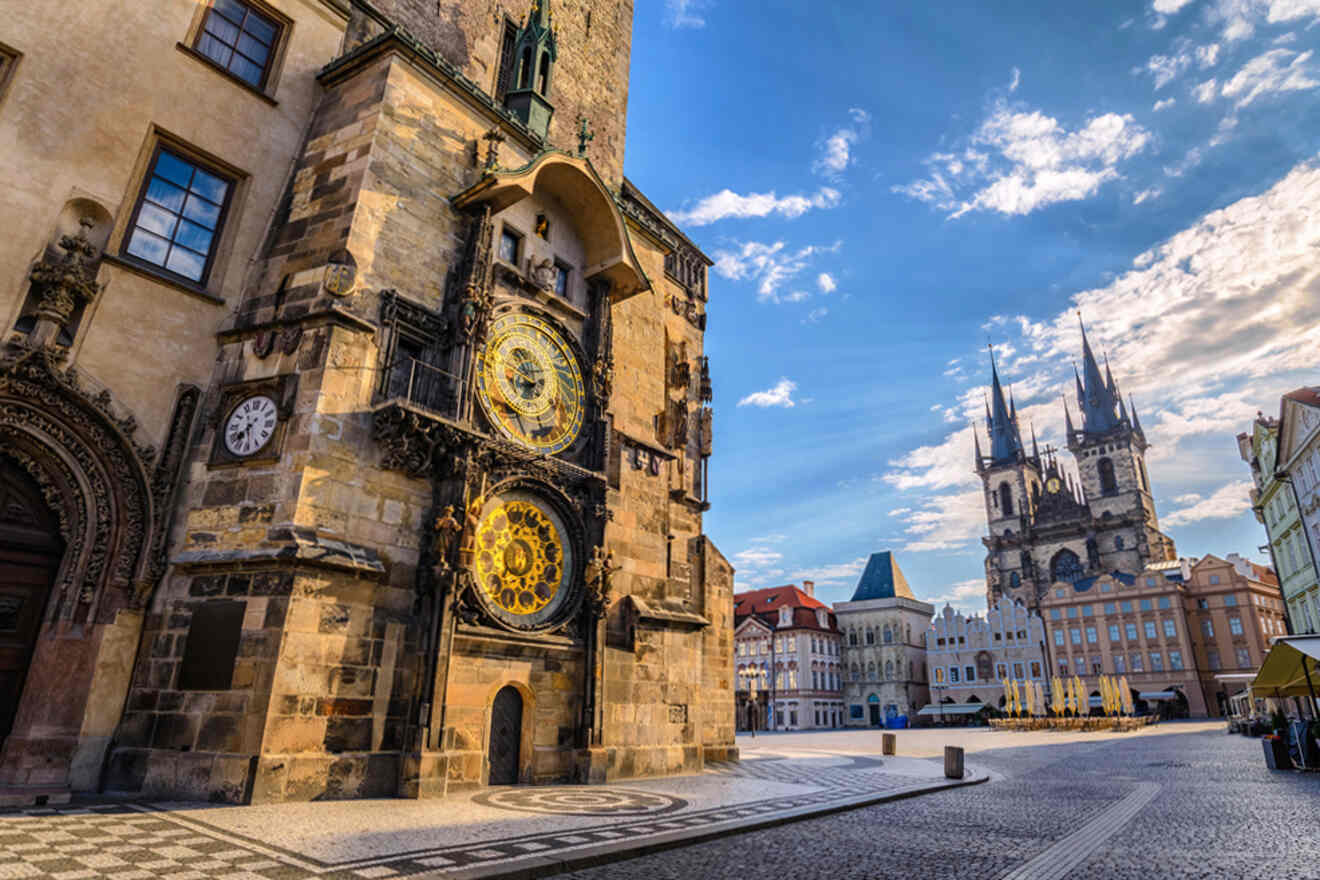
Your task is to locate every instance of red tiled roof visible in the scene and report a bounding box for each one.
[733,585,825,614]
[733,586,838,633]
[1283,386,1320,407]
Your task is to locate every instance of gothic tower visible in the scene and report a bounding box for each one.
[977,323,1175,612]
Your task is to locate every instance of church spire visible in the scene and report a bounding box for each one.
[1129,394,1145,440]
[1063,394,1076,438]
[1077,314,1121,435]
[987,344,1024,464]
[1030,422,1041,462]
[974,424,984,471]
[505,0,559,138]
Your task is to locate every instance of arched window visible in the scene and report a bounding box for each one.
[1098,457,1117,495]
[1010,571,1021,589]
[518,47,532,89]
[866,661,875,678]
[865,628,875,645]
[999,482,1013,515]
[884,660,893,679]
[849,628,858,646]
[934,666,946,684]
[851,662,859,680]
[1050,549,1085,585]
[882,625,892,644]
[906,624,912,642]
[537,51,551,95]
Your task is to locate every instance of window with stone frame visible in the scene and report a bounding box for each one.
[194,0,284,89]
[122,145,235,285]
[177,599,245,690]
[494,18,519,101]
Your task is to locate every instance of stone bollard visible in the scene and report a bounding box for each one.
[882,733,895,756]
[944,745,965,780]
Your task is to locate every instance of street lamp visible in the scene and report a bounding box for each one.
[933,684,946,725]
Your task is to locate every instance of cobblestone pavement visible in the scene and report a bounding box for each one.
[0,750,970,879]
[561,724,1320,880]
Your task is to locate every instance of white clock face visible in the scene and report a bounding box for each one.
[224,395,278,457]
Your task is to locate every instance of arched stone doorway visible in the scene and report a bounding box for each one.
[0,460,63,742]
[488,686,523,785]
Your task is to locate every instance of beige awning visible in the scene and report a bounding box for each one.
[1250,635,1320,698]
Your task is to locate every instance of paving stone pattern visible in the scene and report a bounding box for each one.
[562,728,1320,880]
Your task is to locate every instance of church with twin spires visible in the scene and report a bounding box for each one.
[976,320,1177,611]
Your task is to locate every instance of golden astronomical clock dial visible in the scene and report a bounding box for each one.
[475,313,585,454]
[472,492,576,626]
[1045,477,1062,494]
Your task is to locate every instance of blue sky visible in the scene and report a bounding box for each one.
[620,0,1320,615]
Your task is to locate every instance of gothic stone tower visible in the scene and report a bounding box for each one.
[100,0,734,803]
[978,322,1175,612]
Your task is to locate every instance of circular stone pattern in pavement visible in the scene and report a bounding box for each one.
[472,787,689,817]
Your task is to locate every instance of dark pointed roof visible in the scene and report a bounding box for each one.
[987,347,1024,464]
[850,552,915,601]
[1076,316,1122,435]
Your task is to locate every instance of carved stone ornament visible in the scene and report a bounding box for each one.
[531,257,555,291]
[0,344,165,621]
[27,218,102,332]
[583,545,618,618]
[591,354,613,404]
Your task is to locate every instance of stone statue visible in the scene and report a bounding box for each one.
[584,545,619,616]
[432,505,462,570]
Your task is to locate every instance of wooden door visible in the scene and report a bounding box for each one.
[488,685,523,785]
[0,463,63,741]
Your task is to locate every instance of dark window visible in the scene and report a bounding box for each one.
[1050,549,1084,585]
[1010,571,1021,589]
[495,20,518,101]
[498,227,521,264]
[124,147,233,284]
[537,50,551,95]
[999,483,1013,516]
[554,262,570,298]
[178,600,245,690]
[1115,535,1125,550]
[1098,457,1118,495]
[196,0,280,87]
[518,47,532,89]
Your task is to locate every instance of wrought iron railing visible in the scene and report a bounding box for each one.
[383,357,458,416]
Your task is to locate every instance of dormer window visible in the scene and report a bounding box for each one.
[778,606,791,627]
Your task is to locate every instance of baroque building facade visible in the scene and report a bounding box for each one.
[733,582,844,731]
[0,0,734,805]
[837,553,932,726]
[1257,389,1320,634]
[977,322,1176,613]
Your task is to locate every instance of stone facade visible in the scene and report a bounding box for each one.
[0,0,734,805]
[733,582,844,731]
[977,326,1176,614]
[924,601,1048,705]
[836,554,933,726]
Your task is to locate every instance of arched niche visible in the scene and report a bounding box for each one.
[453,152,649,300]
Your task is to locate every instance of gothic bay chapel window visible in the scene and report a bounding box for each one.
[196,0,281,88]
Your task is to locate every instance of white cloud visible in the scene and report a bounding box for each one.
[1009,67,1022,92]
[814,109,871,177]
[1154,0,1196,12]
[817,273,837,293]
[1197,43,1222,68]
[1146,51,1194,88]
[884,161,1320,553]
[896,102,1151,218]
[922,579,988,615]
[1154,97,1178,110]
[1221,48,1320,108]
[1163,480,1256,526]
[738,378,798,408]
[664,0,708,29]
[712,240,841,302]
[803,307,828,324]
[1134,188,1162,204]
[668,186,841,227]
[1193,78,1220,102]
[788,557,869,589]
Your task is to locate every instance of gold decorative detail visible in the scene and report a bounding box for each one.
[474,499,564,616]
[475,313,585,454]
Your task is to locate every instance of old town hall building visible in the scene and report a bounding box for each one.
[977,322,1177,611]
[0,0,735,804]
